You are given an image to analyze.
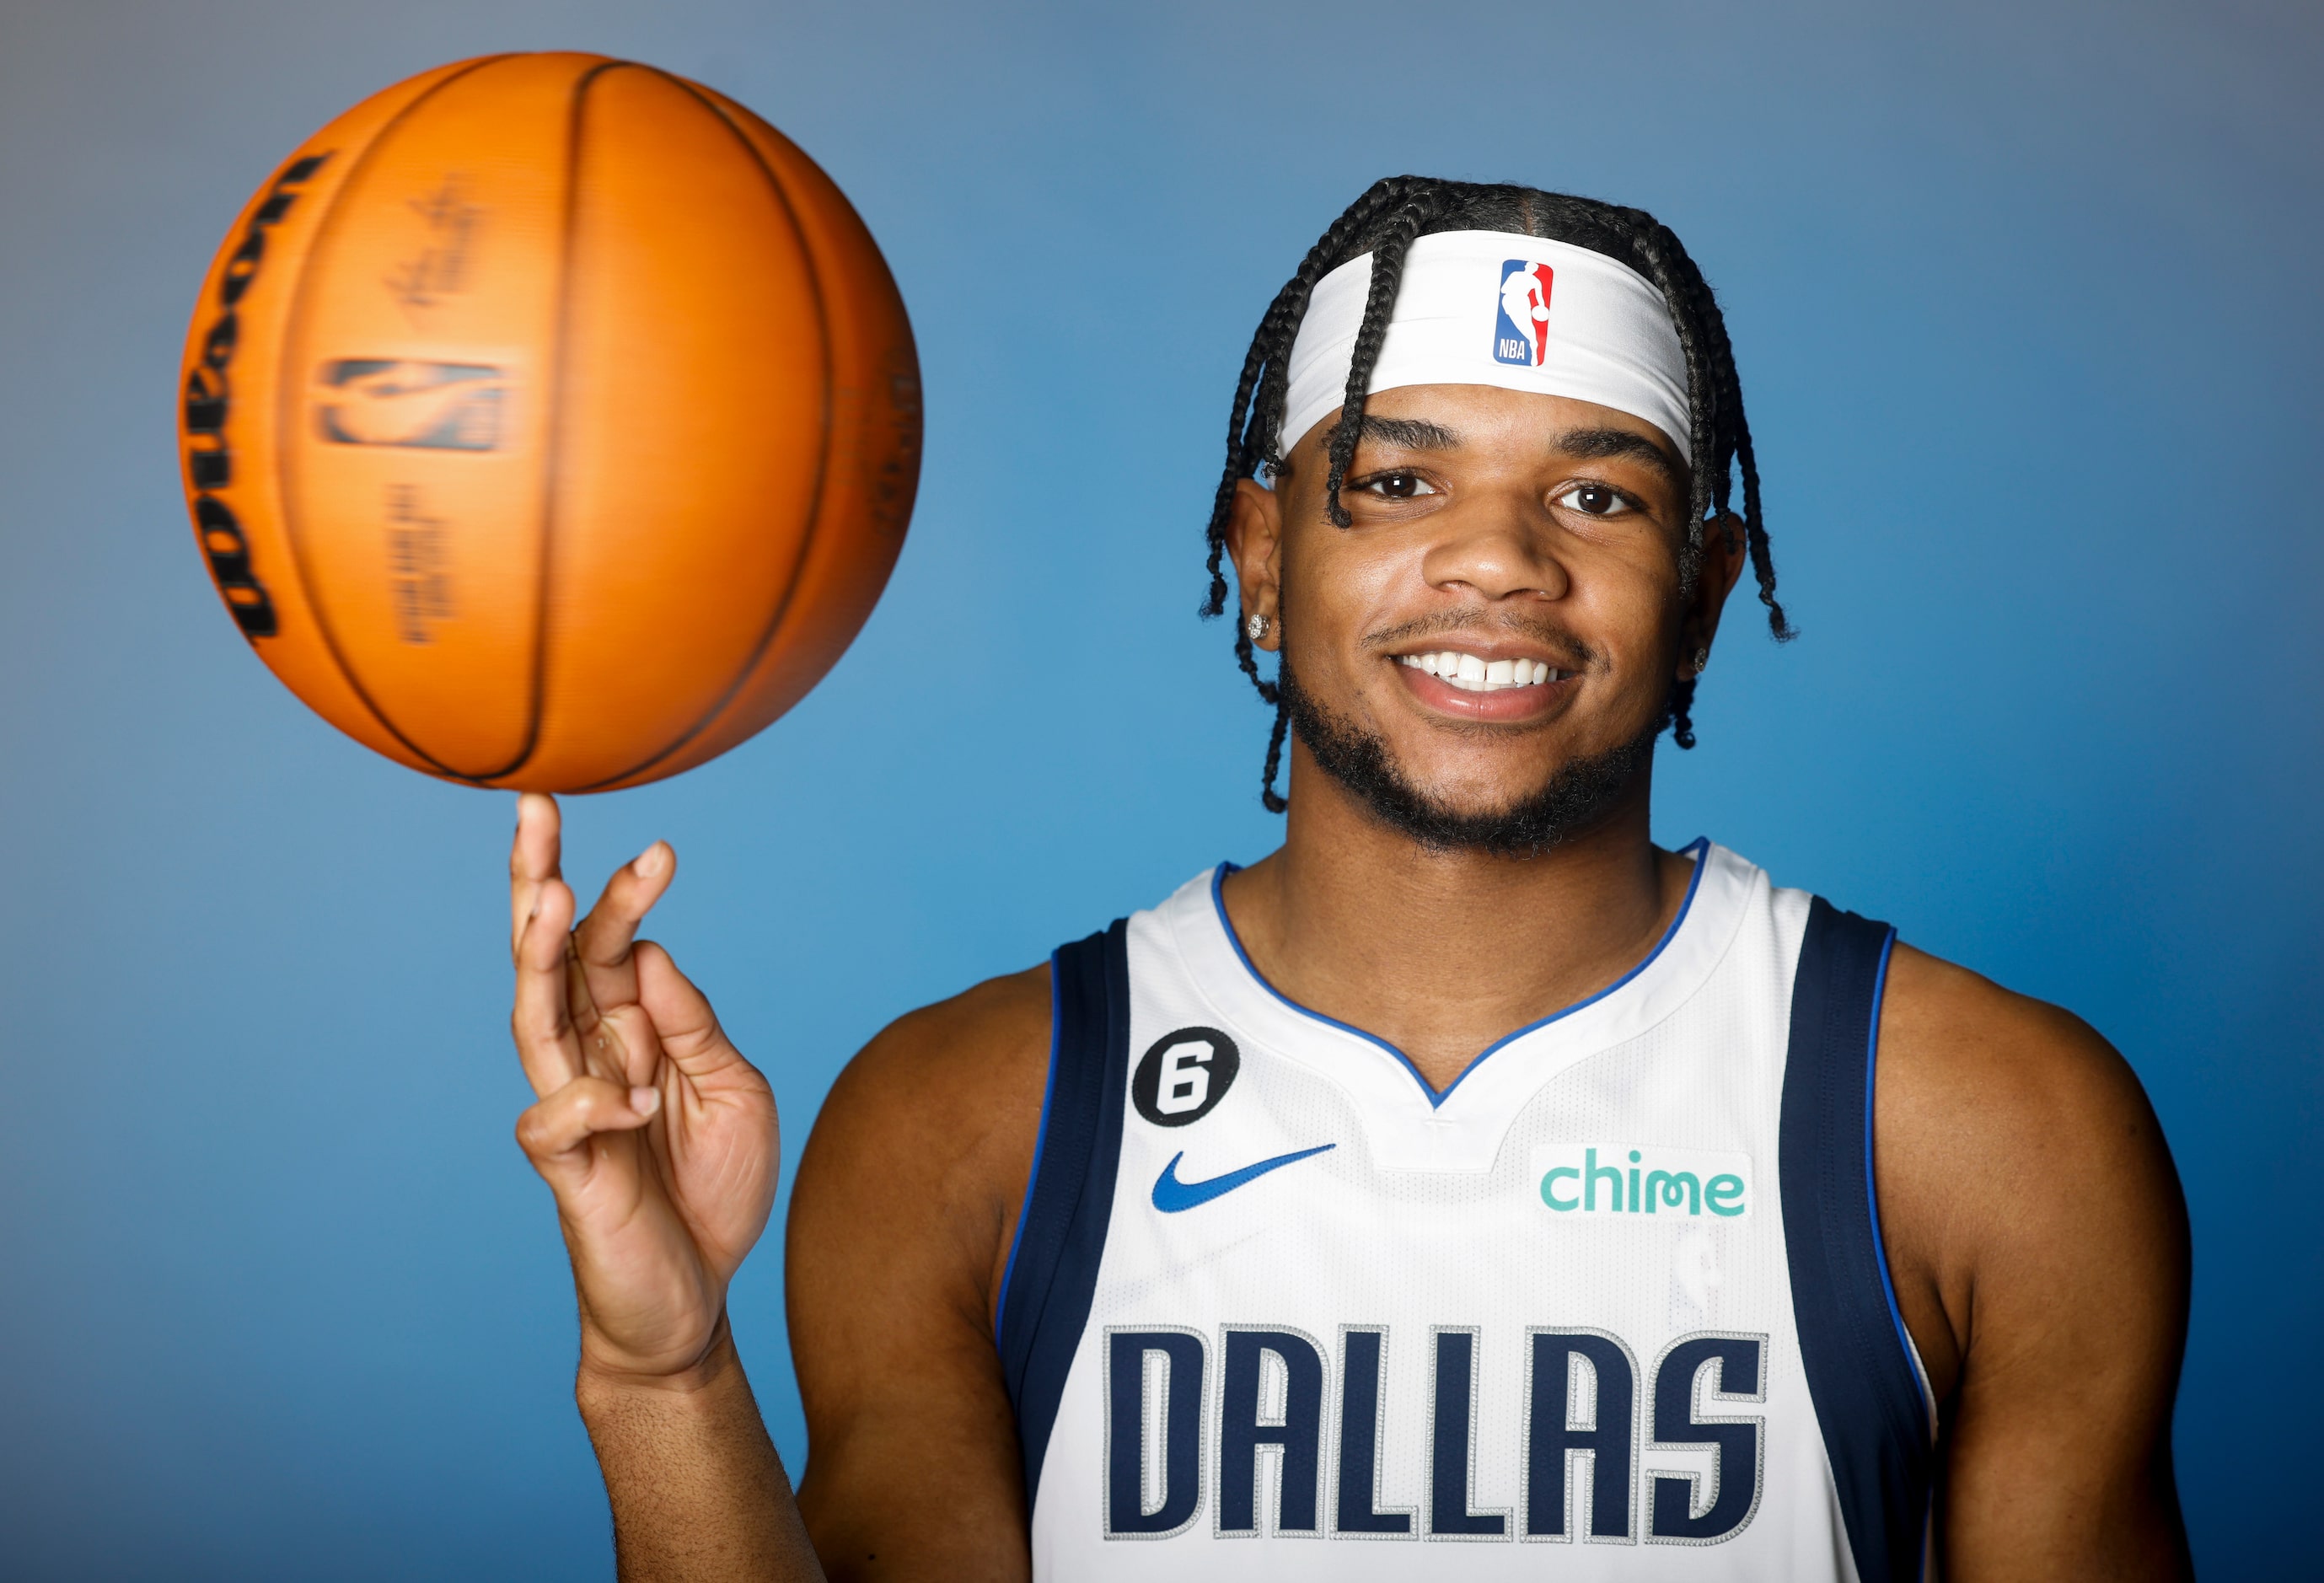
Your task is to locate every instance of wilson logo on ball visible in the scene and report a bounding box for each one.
[314,360,503,451]
[180,150,335,640]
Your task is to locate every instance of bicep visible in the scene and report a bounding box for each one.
[783,982,1049,1582]
[788,1294,1028,1583]
[1941,1198,2189,1581]
[1884,958,2192,1580]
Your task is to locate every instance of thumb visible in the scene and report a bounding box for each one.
[516,1076,661,1181]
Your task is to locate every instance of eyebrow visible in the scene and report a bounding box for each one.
[1339,413,1686,488]
[1552,426,1686,488]
[1353,414,1463,451]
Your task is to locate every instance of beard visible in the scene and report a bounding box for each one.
[1278,662,1659,859]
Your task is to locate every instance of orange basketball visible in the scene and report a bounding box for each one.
[176,53,920,792]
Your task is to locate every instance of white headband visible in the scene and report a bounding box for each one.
[1277,230,1693,464]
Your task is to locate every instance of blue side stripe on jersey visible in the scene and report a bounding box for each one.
[1210,837,1711,1108]
[1778,899,1933,1583]
[996,920,1132,1513]
[1862,931,1926,1420]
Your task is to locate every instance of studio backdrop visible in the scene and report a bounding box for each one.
[0,0,2316,1576]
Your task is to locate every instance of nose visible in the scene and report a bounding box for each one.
[1417,499,1569,604]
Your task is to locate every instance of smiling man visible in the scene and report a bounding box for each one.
[504,178,2192,1581]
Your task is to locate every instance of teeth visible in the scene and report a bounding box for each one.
[1398,652,1566,693]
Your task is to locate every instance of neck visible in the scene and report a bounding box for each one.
[1219,739,1693,1091]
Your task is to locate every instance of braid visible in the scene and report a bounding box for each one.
[1651,235,1793,641]
[1200,177,1446,802]
[1200,310,1284,622]
[1202,177,1435,620]
[1667,676,1699,751]
[1730,404,1790,641]
[1581,207,1721,593]
[1204,177,1792,808]
[1259,699,1291,813]
[1320,188,1449,526]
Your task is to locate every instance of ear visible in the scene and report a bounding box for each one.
[1679,512,1750,678]
[1226,477,1285,651]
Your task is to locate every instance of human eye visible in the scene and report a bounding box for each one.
[1550,481,1640,518]
[1352,470,1439,501]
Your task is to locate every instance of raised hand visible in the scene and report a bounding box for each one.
[507,792,781,1382]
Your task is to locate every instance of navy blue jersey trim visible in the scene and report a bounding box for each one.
[1779,898,1933,1583]
[1210,839,1709,1108]
[996,920,1131,1514]
[991,963,1065,1342]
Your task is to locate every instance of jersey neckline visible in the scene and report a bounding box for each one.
[1203,837,1714,1111]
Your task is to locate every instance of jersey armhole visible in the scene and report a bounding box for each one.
[993,919,1131,1513]
[992,963,1065,1346]
[1779,898,1935,1583]
[1862,932,1941,1441]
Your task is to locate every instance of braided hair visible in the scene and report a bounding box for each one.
[1200,178,1793,812]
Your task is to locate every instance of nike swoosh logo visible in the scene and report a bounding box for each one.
[1151,1144,1336,1213]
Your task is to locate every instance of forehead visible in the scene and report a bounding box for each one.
[1288,384,1683,474]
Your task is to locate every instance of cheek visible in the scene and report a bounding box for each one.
[1563,537,1684,658]
[1282,530,1420,648]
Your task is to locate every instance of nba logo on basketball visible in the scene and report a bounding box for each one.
[1494,259,1554,366]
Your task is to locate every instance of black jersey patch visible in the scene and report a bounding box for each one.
[1132,1027,1240,1127]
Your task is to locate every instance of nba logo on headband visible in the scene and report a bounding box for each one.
[1494,260,1555,368]
[1277,234,1691,463]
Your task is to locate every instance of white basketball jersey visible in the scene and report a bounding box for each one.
[996,841,1935,1582]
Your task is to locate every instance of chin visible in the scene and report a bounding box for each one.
[1398,762,1566,818]
[1285,664,1661,856]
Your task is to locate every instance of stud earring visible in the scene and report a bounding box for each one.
[1693,646,1709,674]
[1248,613,1271,641]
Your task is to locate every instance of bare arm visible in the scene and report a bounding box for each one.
[508,795,820,1580]
[1876,944,2193,1581]
[786,968,1053,1581]
[579,1322,813,1580]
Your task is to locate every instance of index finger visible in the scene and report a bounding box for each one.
[512,872,584,1097]
[510,792,564,960]
[570,841,675,1014]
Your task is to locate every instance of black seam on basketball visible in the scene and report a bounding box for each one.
[476,56,633,786]
[568,72,838,792]
[271,54,513,782]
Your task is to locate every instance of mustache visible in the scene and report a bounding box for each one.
[1358,609,1602,673]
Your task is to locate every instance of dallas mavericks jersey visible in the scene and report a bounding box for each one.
[995,841,1936,1581]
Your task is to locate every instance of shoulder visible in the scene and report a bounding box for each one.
[820,962,1055,1131]
[1878,942,2160,1151]
[790,962,1055,1320]
[1872,942,2188,1401]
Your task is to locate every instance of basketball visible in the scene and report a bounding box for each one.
[175,53,920,792]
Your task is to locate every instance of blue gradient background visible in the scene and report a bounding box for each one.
[2,1,2317,1575]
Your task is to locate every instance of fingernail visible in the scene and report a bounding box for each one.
[633,845,665,878]
[629,1087,661,1117]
